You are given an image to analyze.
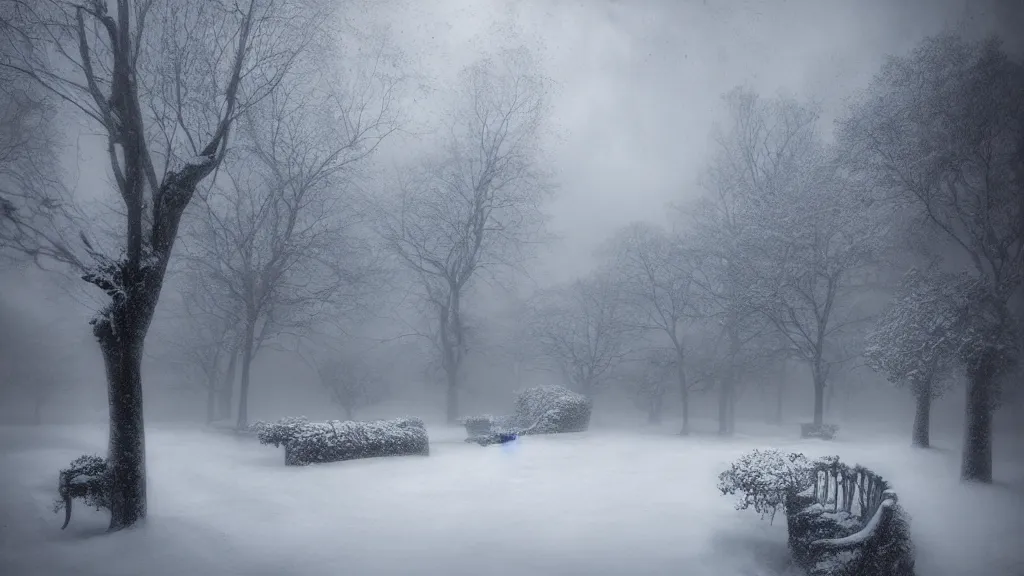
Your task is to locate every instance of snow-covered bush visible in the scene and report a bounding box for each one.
[458,415,494,437]
[513,385,592,434]
[801,423,840,440]
[717,449,812,522]
[257,416,430,466]
[463,385,593,445]
[53,455,110,530]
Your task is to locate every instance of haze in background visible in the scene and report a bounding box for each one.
[1,0,1021,432]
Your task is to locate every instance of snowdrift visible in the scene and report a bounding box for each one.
[254,416,429,466]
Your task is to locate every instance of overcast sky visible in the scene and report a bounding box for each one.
[12,0,1022,319]
[357,0,1023,283]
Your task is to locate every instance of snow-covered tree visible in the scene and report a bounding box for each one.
[0,0,326,529]
[839,33,1024,482]
[864,268,962,447]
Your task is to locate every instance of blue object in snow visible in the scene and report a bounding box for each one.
[500,433,519,454]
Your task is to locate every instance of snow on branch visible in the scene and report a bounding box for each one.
[717,449,813,523]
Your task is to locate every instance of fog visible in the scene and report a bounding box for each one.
[1,0,1023,575]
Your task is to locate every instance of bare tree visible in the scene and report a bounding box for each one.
[182,44,400,429]
[312,345,387,420]
[680,87,811,435]
[531,274,634,397]
[616,347,676,425]
[746,154,886,430]
[0,24,70,268]
[839,34,1024,482]
[378,48,550,422]
[0,0,319,529]
[605,222,697,433]
[157,270,239,424]
[685,87,883,433]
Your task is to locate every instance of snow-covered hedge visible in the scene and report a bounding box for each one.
[253,416,310,446]
[462,385,593,444]
[53,455,110,530]
[719,450,915,576]
[255,416,430,466]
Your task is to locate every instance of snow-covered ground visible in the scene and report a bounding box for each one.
[1,422,1022,576]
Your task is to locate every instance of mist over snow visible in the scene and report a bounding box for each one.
[1,0,1023,575]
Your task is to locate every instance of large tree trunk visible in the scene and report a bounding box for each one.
[825,378,836,416]
[97,325,147,532]
[717,377,731,435]
[912,388,931,448]
[811,360,826,427]
[235,319,256,430]
[719,326,740,435]
[774,363,786,425]
[445,366,459,424]
[678,363,690,435]
[648,394,663,425]
[440,295,463,425]
[218,347,238,421]
[961,361,995,483]
[205,380,216,425]
[727,384,738,434]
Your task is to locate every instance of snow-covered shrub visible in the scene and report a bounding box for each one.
[801,423,840,440]
[53,455,110,529]
[253,416,310,447]
[462,385,592,445]
[513,385,592,434]
[259,416,429,466]
[717,449,813,522]
[458,415,494,437]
